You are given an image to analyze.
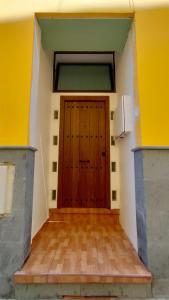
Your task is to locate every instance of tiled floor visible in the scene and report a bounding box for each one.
[14,209,152,284]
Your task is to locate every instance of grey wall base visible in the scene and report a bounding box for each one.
[0,148,36,298]
[152,279,169,298]
[11,280,169,299]
[2,147,169,298]
[134,149,169,279]
[15,283,152,299]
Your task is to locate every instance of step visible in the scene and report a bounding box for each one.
[49,208,120,224]
[15,282,152,299]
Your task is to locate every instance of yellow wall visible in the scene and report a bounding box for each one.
[135,8,169,146]
[1,11,169,146]
[0,18,34,145]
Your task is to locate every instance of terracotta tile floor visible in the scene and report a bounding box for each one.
[14,209,152,284]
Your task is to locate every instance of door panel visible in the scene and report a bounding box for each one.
[59,98,109,208]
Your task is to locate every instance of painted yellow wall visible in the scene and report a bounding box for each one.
[1,10,169,146]
[0,18,34,145]
[135,8,169,146]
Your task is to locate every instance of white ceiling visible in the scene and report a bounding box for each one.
[0,0,169,22]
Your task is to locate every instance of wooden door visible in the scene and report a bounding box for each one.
[58,96,110,208]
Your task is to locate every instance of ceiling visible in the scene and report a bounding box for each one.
[38,18,132,52]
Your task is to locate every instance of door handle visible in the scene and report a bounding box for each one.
[79,160,90,163]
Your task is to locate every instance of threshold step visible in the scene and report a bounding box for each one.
[14,272,152,284]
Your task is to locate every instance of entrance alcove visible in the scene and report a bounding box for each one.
[16,13,151,288]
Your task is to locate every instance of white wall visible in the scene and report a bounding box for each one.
[48,93,120,209]
[55,53,114,65]
[30,20,53,238]
[115,24,138,249]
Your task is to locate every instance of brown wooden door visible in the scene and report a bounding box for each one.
[58,97,110,208]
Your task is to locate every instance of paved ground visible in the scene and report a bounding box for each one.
[15,210,151,285]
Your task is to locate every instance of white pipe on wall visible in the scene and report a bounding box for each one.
[0,164,15,214]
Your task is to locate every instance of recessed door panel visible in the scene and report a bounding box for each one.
[59,98,109,208]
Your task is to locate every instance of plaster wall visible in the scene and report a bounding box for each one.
[115,25,138,249]
[135,8,169,146]
[29,20,53,237]
[55,53,114,64]
[0,18,34,145]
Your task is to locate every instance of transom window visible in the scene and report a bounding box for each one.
[53,52,115,92]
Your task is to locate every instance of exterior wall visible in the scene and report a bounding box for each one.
[0,4,133,22]
[1,10,169,297]
[135,8,169,146]
[30,20,53,237]
[0,18,34,146]
[133,10,169,286]
[1,9,168,148]
[0,148,35,298]
[48,93,120,210]
[115,25,138,249]
[134,148,169,280]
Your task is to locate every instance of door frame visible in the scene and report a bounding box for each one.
[58,95,110,208]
